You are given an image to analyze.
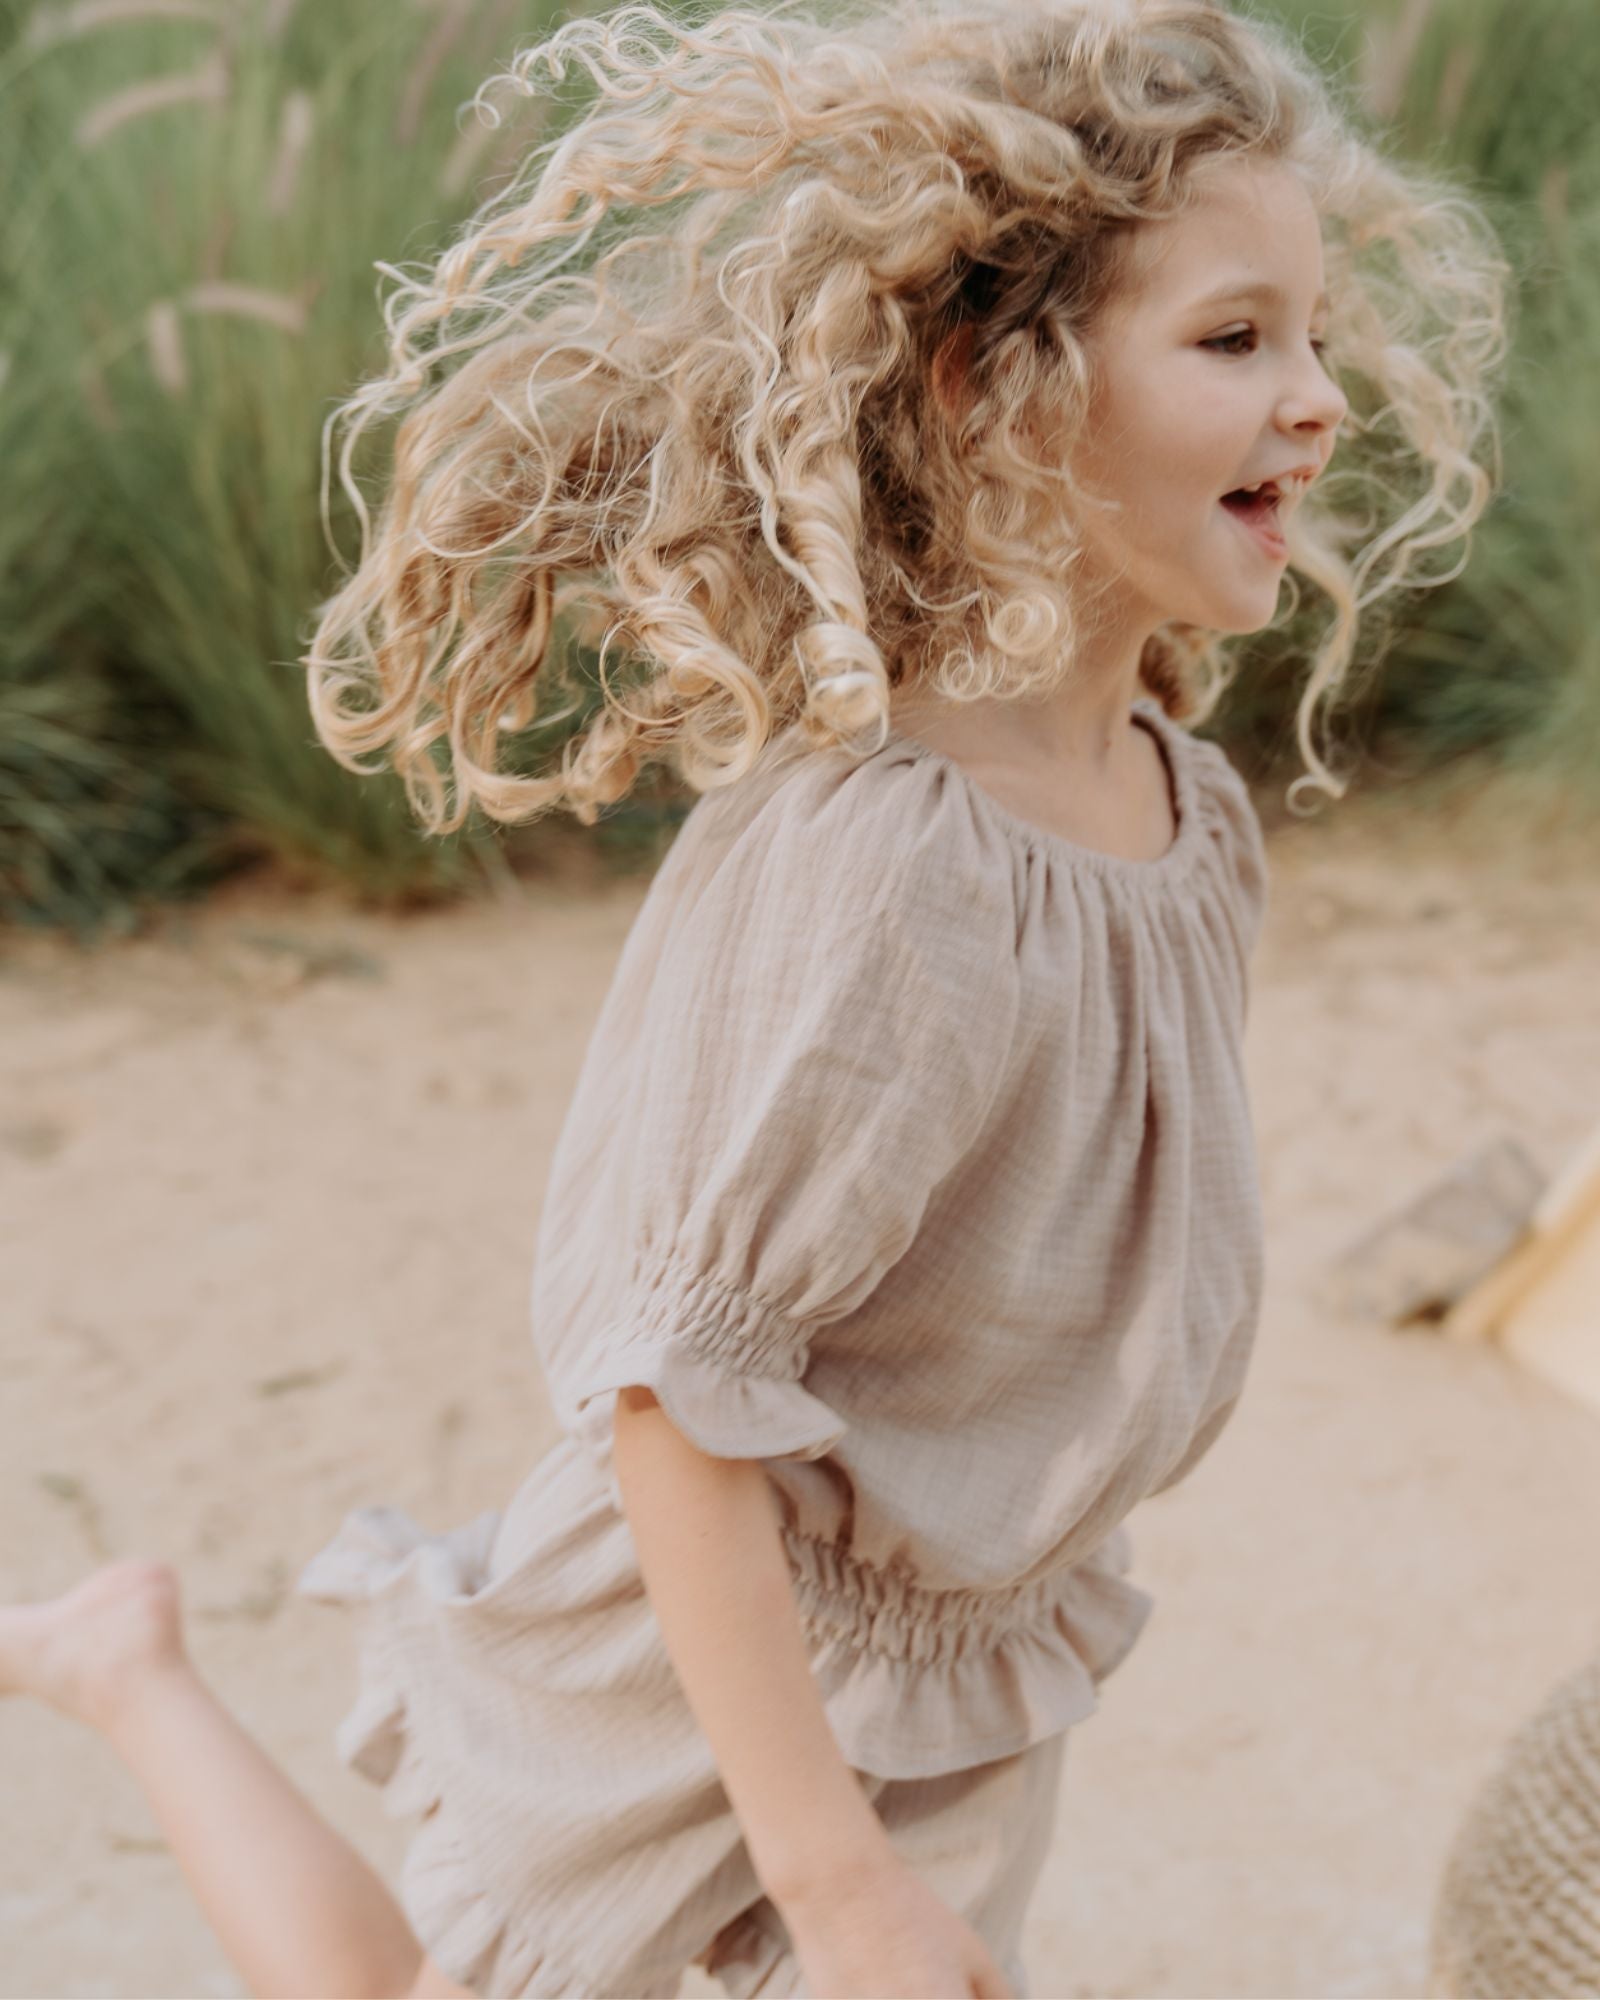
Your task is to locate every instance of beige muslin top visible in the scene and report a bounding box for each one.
[530,693,1269,1779]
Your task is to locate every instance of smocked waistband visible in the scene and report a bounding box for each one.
[780,1523,1082,1667]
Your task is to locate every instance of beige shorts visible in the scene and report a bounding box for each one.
[301,1468,1070,1999]
[696,1729,1069,1999]
[398,1717,1068,1998]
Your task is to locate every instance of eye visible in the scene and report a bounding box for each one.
[1203,326,1332,361]
[1202,326,1256,356]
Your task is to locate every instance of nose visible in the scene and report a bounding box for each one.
[1279,344,1348,445]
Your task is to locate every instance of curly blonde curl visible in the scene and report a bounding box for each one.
[302,0,1511,833]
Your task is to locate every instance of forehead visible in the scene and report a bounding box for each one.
[1112,155,1326,310]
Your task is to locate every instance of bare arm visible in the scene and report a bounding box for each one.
[610,1384,895,1910]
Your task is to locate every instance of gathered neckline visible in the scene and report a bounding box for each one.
[879,695,1207,889]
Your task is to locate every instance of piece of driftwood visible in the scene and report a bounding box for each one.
[1314,1135,1548,1328]
[1442,1116,1600,1418]
[1317,1114,1600,1421]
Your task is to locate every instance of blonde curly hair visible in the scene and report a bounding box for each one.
[302,0,1510,833]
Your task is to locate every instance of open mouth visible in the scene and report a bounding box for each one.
[1218,480,1288,557]
[1219,482,1283,529]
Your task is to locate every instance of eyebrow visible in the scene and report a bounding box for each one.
[1192,280,1331,315]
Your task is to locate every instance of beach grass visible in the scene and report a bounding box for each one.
[3,0,1596,930]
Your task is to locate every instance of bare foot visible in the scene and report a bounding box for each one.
[0,1559,188,1736]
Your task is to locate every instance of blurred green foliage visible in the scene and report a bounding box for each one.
[0,0,622,934]
[1221,0,1600,795]
[1,0,1595,933]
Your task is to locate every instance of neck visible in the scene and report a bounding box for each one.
[890,619,1156,774]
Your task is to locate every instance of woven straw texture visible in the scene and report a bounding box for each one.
[1429,1647,1600,1999]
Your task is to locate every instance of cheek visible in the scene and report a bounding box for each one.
[1071,372,1239,551]
[1119,402,1233,523]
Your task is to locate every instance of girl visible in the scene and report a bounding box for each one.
[0,0,1508,1995]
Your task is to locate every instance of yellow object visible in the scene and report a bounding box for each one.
[1443,1117,1600,1419]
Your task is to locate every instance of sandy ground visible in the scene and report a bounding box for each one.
[2,761,1599,2000]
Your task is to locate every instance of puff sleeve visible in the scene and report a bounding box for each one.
[530,748,1023,1479]
[1200,739,1269,958]
[1185,735,1269,1032]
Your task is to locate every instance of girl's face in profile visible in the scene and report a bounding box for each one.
[1068,153,1348,638]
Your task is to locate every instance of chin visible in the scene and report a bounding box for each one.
[1202,588,1284,635]
[1159,569,1281,637]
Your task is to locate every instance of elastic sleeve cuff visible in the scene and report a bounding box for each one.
[571,1246,848,1465]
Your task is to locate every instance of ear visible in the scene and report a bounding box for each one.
[930,320,976,420]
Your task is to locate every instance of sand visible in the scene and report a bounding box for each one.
[2,763,1598,1999]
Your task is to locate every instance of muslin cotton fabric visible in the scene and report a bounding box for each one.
[298,693,1270,1998]
[702,1725,1069,1998]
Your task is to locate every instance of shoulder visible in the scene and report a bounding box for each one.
[639,727,1024,1132]
[683,721,1018,948]
[1183,727,1270,949]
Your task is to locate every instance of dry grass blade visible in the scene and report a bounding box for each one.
[260,0,299,42]
[27,0,219,47]
[74,48,228,149]
[395,0,475,149]
[437,106,506,201]
[144,299,187,395]
[196,203,236,284]
[1434,40,1477,130]
[1357,0,1437,123]
[466,0,525,68]
[184,280,311,335]
[265,87,314,217]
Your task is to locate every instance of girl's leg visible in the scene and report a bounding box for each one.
[0,1557,465,2000]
